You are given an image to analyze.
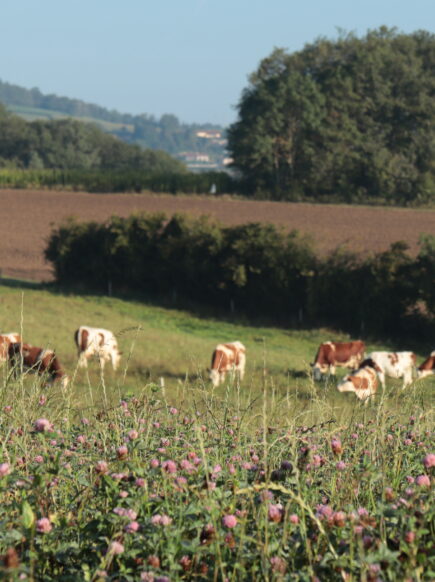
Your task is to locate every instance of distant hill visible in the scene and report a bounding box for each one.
[0,80,229,172]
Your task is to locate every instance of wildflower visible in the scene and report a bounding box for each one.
[119,490,128,498]
[405,531,415,543]
[416,474,431,487]
[36,517,52,533]
[76,435,86,444]
[81,417,89,425]
[423,453,435,469]
[281,460,293,471]
[3,406,12,414]
[140,573,155,582]
[260,490,274,502]
[333,511,346,527]
[125,520,140,533]
[150,459,160,469]
[180,459,195,473]
[160,515,172,526]
[406,475,415,484]
[116,445,128,460]
[289,513,299,524]
[135,477,146,488]
[108,541,124,555]
[34,455,44,464]
[169,407,178,415]
[336,461,346,470]
[179,555,192,571]
[147,555,160,568]
[268,504,284,523]
[38,396,46,406]
[127,429,138,441]
[95,461,109,474]
[270,556,287,574]
[34,418,53,432]
[162,460,177,474]
[0,463,11,477]
[331,438,343,455]
[222,514,238,528]
[384,487,395,501]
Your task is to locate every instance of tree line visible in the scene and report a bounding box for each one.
[0,104,184,173]
[228,28,435,205]
[0,80,226,158]
[45,213,435,340]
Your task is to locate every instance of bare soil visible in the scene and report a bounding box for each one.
[1,189,435,282]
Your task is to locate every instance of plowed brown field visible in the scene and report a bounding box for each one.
[1,189,435,282]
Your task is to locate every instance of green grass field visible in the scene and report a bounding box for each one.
[0,283,433,428]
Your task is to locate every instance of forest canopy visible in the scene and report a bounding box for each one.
[228,28,435,204]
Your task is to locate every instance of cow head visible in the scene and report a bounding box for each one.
[337,376,354,393]
[209,368,220,387]
[311,363,325,382]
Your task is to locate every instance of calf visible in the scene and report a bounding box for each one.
[8,342,69,388]
[337,358,381,404]
[209,341,246,387]
[0,333,22,362]
[312,340,365,381]
[416,351,435,380]
[74,326,121,371]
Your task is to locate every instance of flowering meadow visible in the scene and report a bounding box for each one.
[0,373,433,582]
[0,286,434,580]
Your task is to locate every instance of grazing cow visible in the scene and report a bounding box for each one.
[74,326,121,371]
[416,351,435,380]
[311,340,365,381]
[8,342,69,388]
[209,341,246,387]
[337,358,381,403]
[0,333,22,362]
[366,351,416,389]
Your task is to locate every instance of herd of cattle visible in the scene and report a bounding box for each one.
[312,340,435,402]
[0,329,433,401]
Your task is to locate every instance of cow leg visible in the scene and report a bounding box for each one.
[78,353,88,369]
[378,371,385,389]
[98,355,106,371]
[402,371,412,389]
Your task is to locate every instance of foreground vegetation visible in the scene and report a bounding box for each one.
[0,284,433,580]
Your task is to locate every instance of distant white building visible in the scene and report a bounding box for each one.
[196,130,222,139]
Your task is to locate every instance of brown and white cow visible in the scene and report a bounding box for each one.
[209,341,246,387]
[366,351,416,389]
[74,326,121,371]
[337,358,381,403]
[311,340,365,381]
[416,351,435,380]
[0,333,22,362]
[8,342,69,388]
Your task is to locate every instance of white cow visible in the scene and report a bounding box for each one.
[209,341,246,387]
[366,351,416,389]
[74,326,121,371]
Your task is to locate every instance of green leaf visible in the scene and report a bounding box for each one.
[22,501,35,529]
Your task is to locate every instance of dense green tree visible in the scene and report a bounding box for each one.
[228,28,435,203]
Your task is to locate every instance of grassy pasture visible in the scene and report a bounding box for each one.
[0,284,433,580]
[0,283,433,425]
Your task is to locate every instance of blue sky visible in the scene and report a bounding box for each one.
[1,1,433,126]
